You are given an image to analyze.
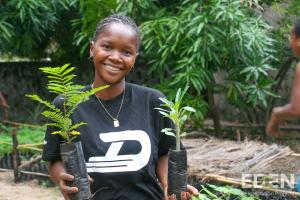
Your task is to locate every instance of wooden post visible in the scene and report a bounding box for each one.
[12,127,20,183]
[207,89,221,135]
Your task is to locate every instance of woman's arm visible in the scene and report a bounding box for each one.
[156,155,169,199]
[267,63,300,135]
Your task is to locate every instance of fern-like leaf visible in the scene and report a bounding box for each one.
[61,66,76,77]
[66,85,109,116]
[41,110,72,132]
[69,122,87,131]
[46,122,64,130]
[25,94,60,112]
[26,64,109,143]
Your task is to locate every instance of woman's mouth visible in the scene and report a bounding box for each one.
[104,64,121,72]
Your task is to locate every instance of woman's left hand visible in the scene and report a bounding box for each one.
[167,185,199,200]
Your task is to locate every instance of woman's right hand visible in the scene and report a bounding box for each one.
[58,172,78,200]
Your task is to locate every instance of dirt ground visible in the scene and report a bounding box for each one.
[0,171,63,200]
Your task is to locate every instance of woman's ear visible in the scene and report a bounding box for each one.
[89,41,95,57]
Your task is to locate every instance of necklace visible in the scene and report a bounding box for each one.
[92,84,125,127]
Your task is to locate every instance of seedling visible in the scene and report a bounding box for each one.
[156,87,195,200]
[26,63,108,143]
[156,87,195,150]
[26,63,108,200]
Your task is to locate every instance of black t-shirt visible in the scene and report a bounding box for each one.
[42,83,176,200]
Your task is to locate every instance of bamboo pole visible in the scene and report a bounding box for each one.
[18,155,42,169]
[2,120,44,128]
[19,170,50,178]
[0,141,12,145]
[0,168,49,178]
[0,168,11,172]
[18,146,42,152]
[0,142,43,151]
[19,142,44,147]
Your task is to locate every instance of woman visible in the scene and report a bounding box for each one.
[42,15,198,200]
[267,20,300,136]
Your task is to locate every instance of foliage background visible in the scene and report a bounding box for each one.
[0,0,300,132]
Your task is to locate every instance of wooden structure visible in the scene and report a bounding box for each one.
[0,121,48,183]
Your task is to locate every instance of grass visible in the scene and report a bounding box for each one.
[0,123,45,157]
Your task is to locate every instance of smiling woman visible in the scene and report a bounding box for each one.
[42,15,198,200]
[90,22,139,92]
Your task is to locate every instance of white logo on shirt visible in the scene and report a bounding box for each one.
[86,130,151,173]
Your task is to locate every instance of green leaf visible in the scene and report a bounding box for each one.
[161,128,176,137]
[69,122,87,131]
[201,186,220,199]
[175,88,182,103]
[183,106,196,112]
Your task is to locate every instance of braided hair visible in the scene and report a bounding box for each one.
[294,20,300,38]
[92,14,140,51]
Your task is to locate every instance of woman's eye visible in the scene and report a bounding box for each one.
[123,51,132,57]
[102,45,111,50]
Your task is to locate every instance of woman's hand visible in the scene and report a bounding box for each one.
[266,107,283,136]
[167,185,199,200]
[58,172,78,200]
[58,173,94,200]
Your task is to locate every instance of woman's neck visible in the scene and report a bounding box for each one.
[92,81,125,100]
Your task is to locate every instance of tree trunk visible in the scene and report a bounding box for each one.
[207,89,221,135]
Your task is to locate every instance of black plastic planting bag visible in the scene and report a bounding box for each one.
[60,141,91,200]
[168,149,187,200]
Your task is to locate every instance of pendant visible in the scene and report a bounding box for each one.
[113,120,119,127]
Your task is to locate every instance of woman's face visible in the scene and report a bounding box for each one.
[90,23,138,85]
[290,30,300,56]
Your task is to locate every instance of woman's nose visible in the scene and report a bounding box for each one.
[108,50,122,63]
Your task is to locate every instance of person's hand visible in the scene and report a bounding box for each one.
[167,185,199,200]
[58,173,94,200]
[58,172,78,200]
[266,108,283,137]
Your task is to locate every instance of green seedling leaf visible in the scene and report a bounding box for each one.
[175,88,182,103]
[183,106,196,112]
[161,128,176,137]
[156,88,196,151]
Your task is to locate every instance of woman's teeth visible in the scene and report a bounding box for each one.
[105,64,121,72]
